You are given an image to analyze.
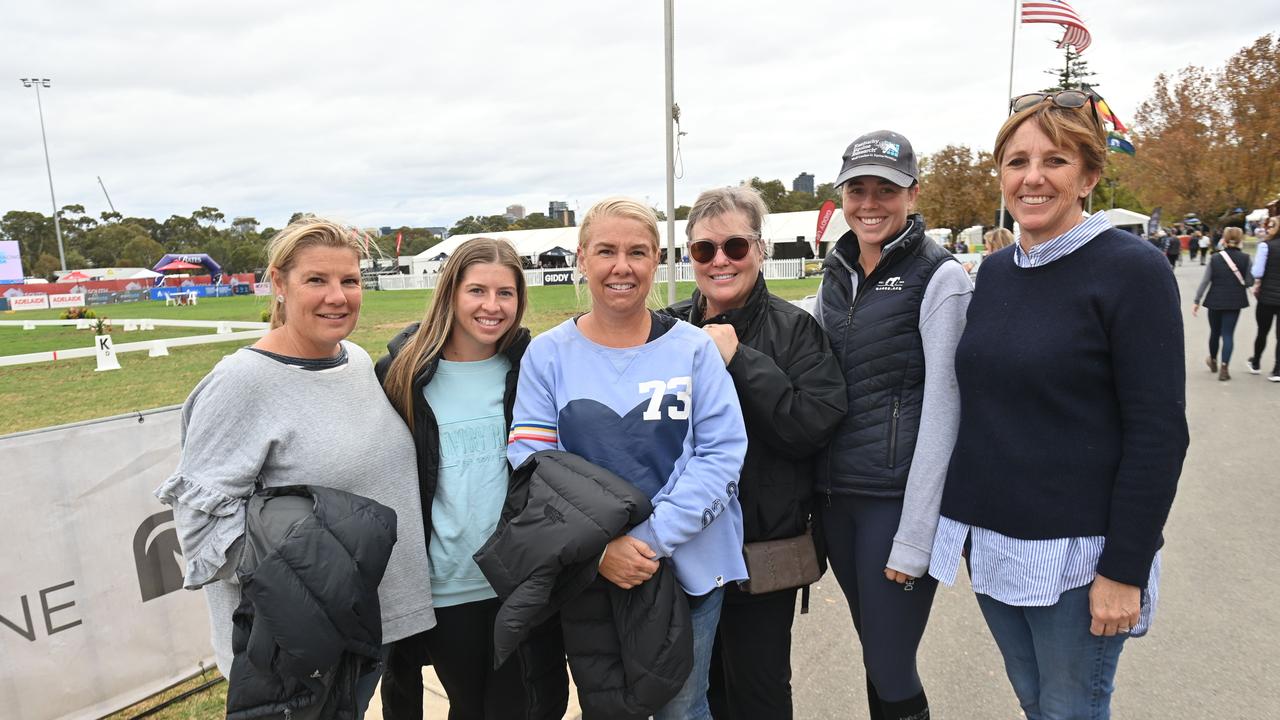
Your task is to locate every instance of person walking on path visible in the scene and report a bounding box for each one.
[1246,217,1280,381]
[1193,226,1253,381]
[814,129,973,720]
[930,90,1188,720]
[1198,232,1211,265]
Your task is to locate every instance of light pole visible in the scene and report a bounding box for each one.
[20,78,67,272]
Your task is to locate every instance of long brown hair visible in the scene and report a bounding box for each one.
[381,237,527,431]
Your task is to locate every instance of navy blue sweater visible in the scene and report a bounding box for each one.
[941,228,1189,587]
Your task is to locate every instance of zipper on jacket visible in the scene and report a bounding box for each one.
[887,394,901,468]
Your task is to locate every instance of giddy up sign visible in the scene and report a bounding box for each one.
[95,335,122,372]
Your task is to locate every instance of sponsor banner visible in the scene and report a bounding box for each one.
[0,409,212,719]
[542,269,574,286]
[9,294,49,311]
[0,240,22,283]
[49,293,87,309]
[149,285,234,301]
[0,297,8,310]
[252,282,272,296]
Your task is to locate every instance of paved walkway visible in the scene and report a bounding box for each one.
[372,259,1280,719]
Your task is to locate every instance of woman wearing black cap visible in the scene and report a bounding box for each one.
[813,130,972,720]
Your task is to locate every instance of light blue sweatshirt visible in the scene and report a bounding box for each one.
[508,317,748,595]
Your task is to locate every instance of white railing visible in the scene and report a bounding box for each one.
[378,259,809,292]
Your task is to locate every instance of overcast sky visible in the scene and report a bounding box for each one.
[2,1,1276,232]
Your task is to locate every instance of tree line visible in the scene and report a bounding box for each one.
[5,34,1274,280]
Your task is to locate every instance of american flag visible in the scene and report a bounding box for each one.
[1021,0,1092,53]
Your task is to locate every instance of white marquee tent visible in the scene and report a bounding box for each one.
[408,209,853,274]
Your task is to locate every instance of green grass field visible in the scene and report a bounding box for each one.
[0,279,820,436]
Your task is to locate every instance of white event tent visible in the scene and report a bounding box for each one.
[408,209,853,274]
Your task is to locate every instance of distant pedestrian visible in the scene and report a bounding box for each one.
[1163,231,1181,267]
[983,228,1014,255]
[1193,227,1253,381]
[1246,217,1280,381]
[1197,231,1211,265]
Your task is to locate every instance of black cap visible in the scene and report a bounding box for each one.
[835,130,918,188]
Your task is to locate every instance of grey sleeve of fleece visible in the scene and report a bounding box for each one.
[887,261,972,577]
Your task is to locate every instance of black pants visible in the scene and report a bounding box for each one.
[1208,308,1242,365]
[707,584,799,719]
[819,495,937,706]
[1251,303,1280,371]
[380,597,568,720]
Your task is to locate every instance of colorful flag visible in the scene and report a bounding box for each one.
[1095,96,1128,134]
[1021,1,1092,53]
[395,231,403,257]
[1107,132,1135,156]
[814,200,836,256]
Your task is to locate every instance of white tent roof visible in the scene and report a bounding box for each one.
[1101,208,1149,228]
[414,209,854,261]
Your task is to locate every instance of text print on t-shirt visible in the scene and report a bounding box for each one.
[639,376,691,420]
[438,416,507,469]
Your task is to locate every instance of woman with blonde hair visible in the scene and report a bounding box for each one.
[983,227,1014,255]
[376,237,569,719]
[1193,226,1253,380]
[509,197,748,719]
[156,218,436,717]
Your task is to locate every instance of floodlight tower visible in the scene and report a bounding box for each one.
[20,77,67,272]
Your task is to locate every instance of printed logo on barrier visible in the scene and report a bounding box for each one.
[132,510,186,602]
[543,270,573,286]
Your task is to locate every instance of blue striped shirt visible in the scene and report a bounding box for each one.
[929,211,1161,636]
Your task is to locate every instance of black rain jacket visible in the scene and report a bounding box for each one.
[225,485,395,720]
[474,451,693,720]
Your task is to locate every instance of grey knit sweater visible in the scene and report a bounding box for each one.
[155,341,435,675]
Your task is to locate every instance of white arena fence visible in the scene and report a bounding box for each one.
[378,259,808,292]
[0,408,214,720]
[0,319,269,369]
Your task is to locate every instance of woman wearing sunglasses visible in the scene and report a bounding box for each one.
[929,91,1188,718]
[663,186,846,719]
[813,130,972,720]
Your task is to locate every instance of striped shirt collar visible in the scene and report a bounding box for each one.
[1013,211,1113,268]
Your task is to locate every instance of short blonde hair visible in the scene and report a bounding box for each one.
[579,197,660,254]
[1223,227,1244,247]
[266,218,368,329]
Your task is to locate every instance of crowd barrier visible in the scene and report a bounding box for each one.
[378,259,807,292]
[0,408,213,720]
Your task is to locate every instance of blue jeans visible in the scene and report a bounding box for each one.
[977,585,1127,720]
[654,587,724,720]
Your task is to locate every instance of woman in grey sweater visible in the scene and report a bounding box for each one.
[155,218,435,715]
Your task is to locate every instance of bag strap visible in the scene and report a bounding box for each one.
[1219,249,1248,287]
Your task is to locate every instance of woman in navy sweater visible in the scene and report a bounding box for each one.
[929,91,1188,719]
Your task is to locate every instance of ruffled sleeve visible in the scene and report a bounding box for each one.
[153,354,271,588]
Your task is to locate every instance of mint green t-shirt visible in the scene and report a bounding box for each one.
[423,353,511,607]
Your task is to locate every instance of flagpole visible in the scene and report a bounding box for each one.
[998,0,1019,232]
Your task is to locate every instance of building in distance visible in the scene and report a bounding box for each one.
[793,172,815,195]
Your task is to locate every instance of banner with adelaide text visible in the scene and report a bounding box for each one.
[0,409,213,720]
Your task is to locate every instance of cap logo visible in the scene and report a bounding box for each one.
[847,139,902,162]
[878,140,901,157]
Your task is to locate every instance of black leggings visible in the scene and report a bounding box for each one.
[380,598,568,720]
[1208,308,1242,364]
[1252,303,1280,369]
[708,585,799,719]
[820,495,937,705]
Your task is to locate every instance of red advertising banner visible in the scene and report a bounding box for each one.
[814,200,836,256]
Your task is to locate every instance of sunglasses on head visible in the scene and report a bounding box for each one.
[689,235,755,264]
[1010,90,1100,128]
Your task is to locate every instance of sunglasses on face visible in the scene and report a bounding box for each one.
[1010,90,1101,129]
[689,235,755,264]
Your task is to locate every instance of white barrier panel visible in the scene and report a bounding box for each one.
[0,408,213,720]
[10,294,49,311]
[48,293,86,309]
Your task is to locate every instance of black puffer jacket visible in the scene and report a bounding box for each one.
[225,485,395,720]
[374,323,530,552]
[474,451,693,720]
[664,273,846,543]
